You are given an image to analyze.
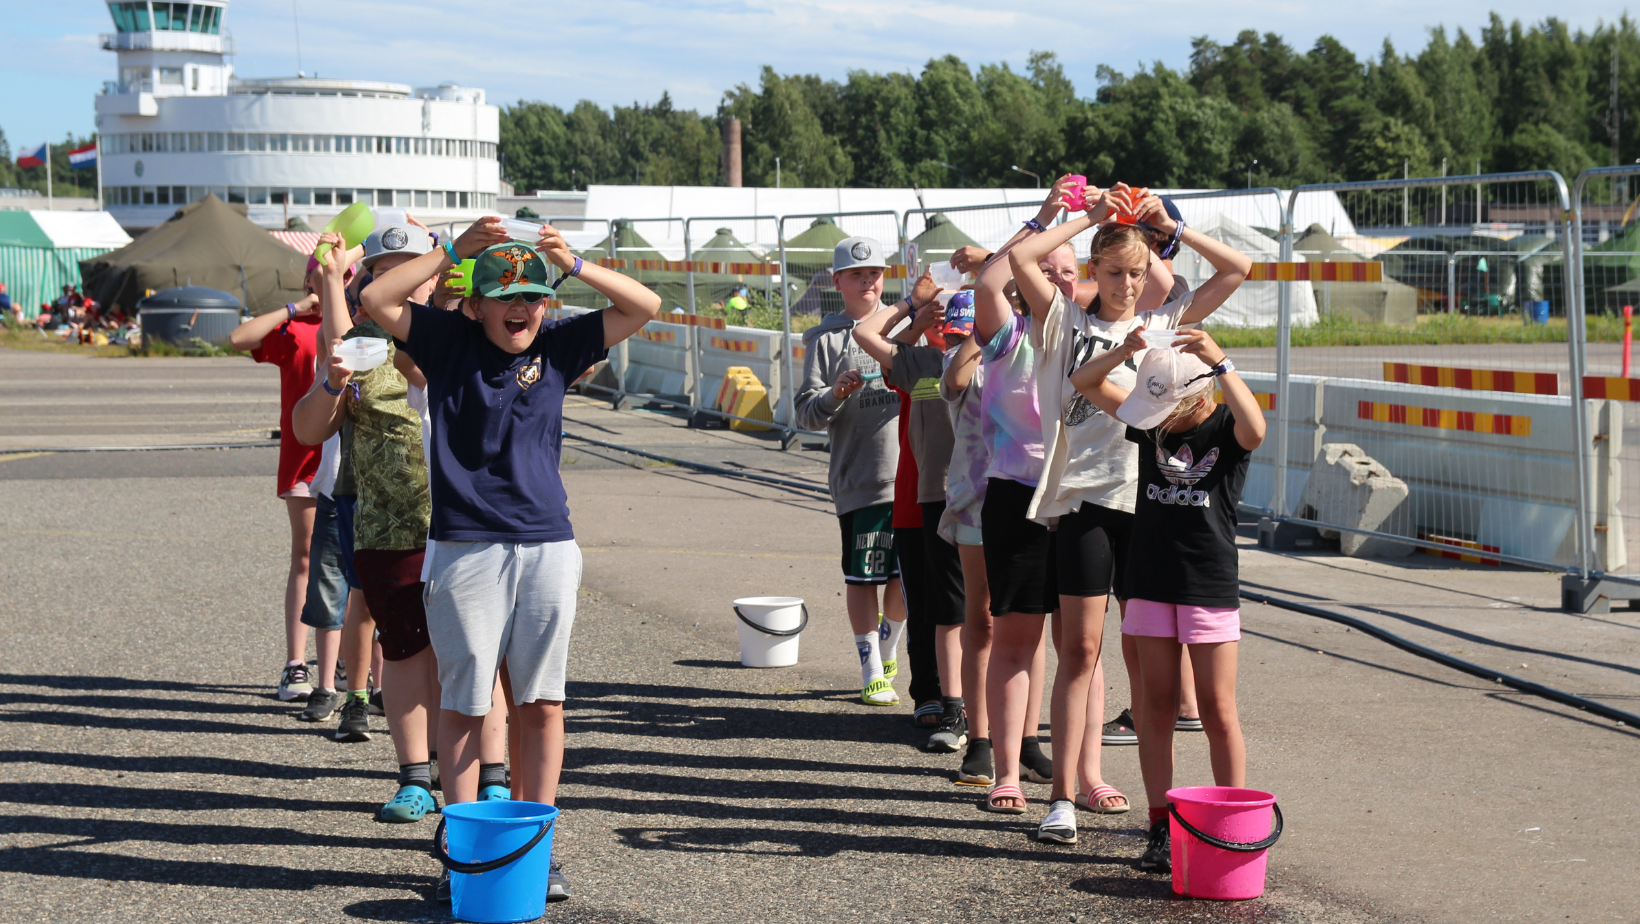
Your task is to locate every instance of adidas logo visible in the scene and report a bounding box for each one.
[1146,483,1212,507]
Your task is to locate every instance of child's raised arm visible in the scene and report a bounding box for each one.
[975,176,1076,342]
[1175,329,1264,450]
[1009,180,1126,320]
[851,269,939,372]
[533,225,661,348]
[1131,195,1252,325]
[1068,327,1145,418]
[360,218,509,341]
[941,330,981,399]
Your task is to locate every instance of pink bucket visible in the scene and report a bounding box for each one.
[1167,786,1283,900]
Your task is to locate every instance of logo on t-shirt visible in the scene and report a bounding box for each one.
[516,356,542,390]
[1145,443,1220,506]
[1064,329,1138,427]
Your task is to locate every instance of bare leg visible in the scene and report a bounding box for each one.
[512,701,566,804]
[371,642,384,692]
[957,544,991,738]
[935,625,962,698]
[1026,623,1048,740]
[1188,641,1245,787]
[283,497,317,664]
[314,629,341,691]
[844,584,883,636]
[1178,646,1201,721]
[480,673,506,765]
[1076,655,1123,806]
[985,613,1045,809]
[439,709,485,805]
[499,662,522,800]
[381,646,440,766]
[881,576,905,623]
[1049,594,1105,803]
[341,590,373,693]
[1134,636,1184,812]
[1121,629,1141,726]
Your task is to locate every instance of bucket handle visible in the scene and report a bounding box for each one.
[734,603,809,638]
[431,816,554,875]
[1168,801,1283,853]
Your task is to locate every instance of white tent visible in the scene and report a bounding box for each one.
[1171,212,1320,328]
[0,210,132,318]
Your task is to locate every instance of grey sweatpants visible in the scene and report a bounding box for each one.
[422,539,581,716]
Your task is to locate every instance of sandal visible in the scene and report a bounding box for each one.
[1037,799,1078,844]
[1076,783,1130,814]
[861,677,899,706]
[912,700,943,729]
[982,784,1027,814]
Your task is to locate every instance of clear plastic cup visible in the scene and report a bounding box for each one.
[499,217,543,243]
[372,207,408,227]
[333,337,390,372]
[1141,329,1183,349]
[928,262,965,290]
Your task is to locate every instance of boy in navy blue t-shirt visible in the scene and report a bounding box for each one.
[360,219,660,901]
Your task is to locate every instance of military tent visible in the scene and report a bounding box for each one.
[79,194,306,315]
[0,210,131,319]
[1296,224,1419,325]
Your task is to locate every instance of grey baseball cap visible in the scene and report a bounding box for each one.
[833,236,890,273]
[362,222,433,268]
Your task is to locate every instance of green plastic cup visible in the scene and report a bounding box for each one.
[315,201,374,266]
[458,258,476,296]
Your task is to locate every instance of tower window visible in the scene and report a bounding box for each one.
[159,68,183,86]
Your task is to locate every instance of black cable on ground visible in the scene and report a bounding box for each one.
[1241,588,1639,728]
[561,432,832,498]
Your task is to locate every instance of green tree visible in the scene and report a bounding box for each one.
[721,67,852,187]
[1345,115,1433,180]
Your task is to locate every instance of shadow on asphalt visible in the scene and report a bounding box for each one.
[610,823,1137,866]
[0,672,262,694]
[0,750,396,781]
[0,781,381,814]
[0,814,424,851]
[0,842,426,892]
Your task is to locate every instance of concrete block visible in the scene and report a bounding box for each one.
[1298,443,1413,558]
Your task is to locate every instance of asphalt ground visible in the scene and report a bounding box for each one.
[1,348,1637,923]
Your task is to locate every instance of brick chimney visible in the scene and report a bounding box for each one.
[723,118,743,188]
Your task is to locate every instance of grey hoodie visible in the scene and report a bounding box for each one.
[793,308,900,515]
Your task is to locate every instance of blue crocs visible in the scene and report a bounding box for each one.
[478,784,511,801]
[378,783,436,823]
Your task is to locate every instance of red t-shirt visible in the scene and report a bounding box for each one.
[251,315,323,497]
[891,387,923,529]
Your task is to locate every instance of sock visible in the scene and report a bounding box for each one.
[347,689,369,703]
[428,752,441,790]
[479,763,508,790]
[942,696,965,719]
[398,761,432,792]
[1149,807,1169,825]
[879,616,907,662]
[854,632,884,685]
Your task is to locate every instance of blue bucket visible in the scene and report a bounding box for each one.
[1525,300,1550,324]
[435,801,557,923]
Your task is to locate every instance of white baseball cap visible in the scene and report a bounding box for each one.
[1117,345,1215,429]
[362,222,433,268]
[833,236,890,273]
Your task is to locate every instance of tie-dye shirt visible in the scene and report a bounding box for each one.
[980,312,1044,487]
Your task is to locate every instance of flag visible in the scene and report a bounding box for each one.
[68,142,97,170]
[17,143,46,169]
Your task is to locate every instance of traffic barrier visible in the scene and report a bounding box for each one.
[1386,362,1558,395]
[715,366,774,432]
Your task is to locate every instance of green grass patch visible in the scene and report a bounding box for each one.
[1206,312,1626,348]
[0,325,247,358]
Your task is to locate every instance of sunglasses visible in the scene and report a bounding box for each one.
[491,292,545,305]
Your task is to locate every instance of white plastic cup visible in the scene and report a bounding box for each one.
[372,207,408,227]
[1141,329,1183,349]
[499,217,543,243]
[928,262,965,290]
[333,337,389,371]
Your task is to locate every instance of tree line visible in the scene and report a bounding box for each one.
[499,14,1638,193]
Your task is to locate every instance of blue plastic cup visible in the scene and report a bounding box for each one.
[437,801,557,923]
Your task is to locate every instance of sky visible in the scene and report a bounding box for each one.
[1,1,1633,153]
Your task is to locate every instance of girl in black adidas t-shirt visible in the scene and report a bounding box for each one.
[1069,326,1265,875]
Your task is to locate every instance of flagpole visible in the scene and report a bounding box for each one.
[46,142,52,211]
[95,137,103,210]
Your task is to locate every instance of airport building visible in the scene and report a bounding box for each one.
[94,0,500,231]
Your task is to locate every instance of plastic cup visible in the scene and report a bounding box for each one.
[373,207,409,227]
[499,218,543,243]
[333,337,389,372]
[315,201,374,266]
[1141,329,1183,349]
[928,262,965,290]
[1060,174,1089,211]
[454,258,476,297]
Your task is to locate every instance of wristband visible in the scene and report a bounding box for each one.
[286,303,297,321]
[443,240,460,264]
[1211,358,1235,377]
[569,255,582,277]
[1158,218,1187,260]
[322,377,344,396]
[1023,219,1045,233]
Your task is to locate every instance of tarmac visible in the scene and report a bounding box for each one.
[0,347,1636,924]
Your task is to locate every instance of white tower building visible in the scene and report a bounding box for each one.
[95,1,500,231]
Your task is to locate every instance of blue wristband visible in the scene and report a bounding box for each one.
[443,240,460,264]
[1023,219,1045,233]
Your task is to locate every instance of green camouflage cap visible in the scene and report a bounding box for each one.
[472,242,555,298]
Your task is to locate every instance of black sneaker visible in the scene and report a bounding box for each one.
[1102,708,1138,745]
[547,860,571,902]
[277,664,312,702]
[926,711,969,754]
[299,688,341,722]
[368,688,386,716]
[334,696,371,742]
[333,660,347,688]
[956,737,994,786]
[1138,816,1172,873]
[1176,715,1204,732]
[433,869,450,904]
[1020,736,1053,784]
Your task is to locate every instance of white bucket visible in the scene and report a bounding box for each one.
[733,596,808,668]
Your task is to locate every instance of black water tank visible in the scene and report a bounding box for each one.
[138,286,243,346]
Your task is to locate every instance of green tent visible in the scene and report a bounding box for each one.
[80,195,306,315]
[784,217,849,316]
[0,210,131,319]
[1295,223,1418,325]
[573,219,691,311]
[691,227,774,314]
[909,213,980,267]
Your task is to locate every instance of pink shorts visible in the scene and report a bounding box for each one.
[1122,598,1241,644]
